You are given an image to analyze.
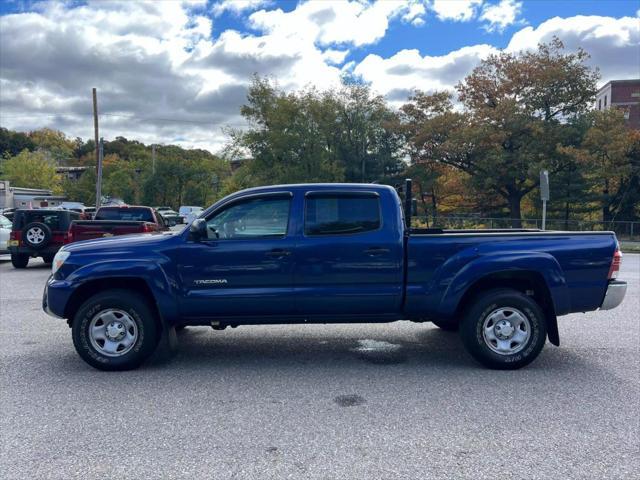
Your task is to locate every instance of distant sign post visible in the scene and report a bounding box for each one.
[540,170,550,230]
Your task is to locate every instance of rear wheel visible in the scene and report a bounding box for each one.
[11,253,29,269]
[459,288,546,370]
[72,289,159,371]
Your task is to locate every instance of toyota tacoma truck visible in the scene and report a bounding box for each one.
[43,182,627,371]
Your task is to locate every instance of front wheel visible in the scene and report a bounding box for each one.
[459,289,546,370]
[72,289,159,371]
[11,253,29,269]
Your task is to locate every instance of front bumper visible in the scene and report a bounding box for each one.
[600,280,627,310]
[42,275,72,319]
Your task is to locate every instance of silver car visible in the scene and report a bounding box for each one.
[0,214,11,254]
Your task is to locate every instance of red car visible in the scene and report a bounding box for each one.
[69,206,168,242]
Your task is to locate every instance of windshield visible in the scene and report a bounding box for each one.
[95,207,154,222]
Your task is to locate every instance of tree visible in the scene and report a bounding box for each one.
[29,128,75,164]
[397,91,475,221]
[458,38,599,226]
[231,76,403,187]
[62,169,97,205]
[401,38,599,226]
[559,109,640,222]
[0,149,62,192]
[332,83,404,182]
[237,77,344,185]
[0,128,35,158]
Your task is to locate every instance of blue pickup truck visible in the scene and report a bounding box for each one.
[43,182,626,371]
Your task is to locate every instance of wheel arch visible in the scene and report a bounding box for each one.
[454,270,559,346]
[64,277,164,336]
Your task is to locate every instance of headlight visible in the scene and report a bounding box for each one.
[52,250,70,275]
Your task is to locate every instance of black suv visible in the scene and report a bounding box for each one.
[8,209,80,268]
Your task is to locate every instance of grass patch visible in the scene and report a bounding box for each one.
[620,241,640,253]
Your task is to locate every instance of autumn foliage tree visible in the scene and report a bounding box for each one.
[560,109,640,222]
[400,38,600,226]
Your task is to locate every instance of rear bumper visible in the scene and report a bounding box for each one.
[600,281,627,310]
[9,245,62,256]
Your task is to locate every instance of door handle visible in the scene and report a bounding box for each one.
[364,247,390,256]
[265,249,291,258]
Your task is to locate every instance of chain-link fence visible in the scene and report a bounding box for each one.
[427,216,640,241]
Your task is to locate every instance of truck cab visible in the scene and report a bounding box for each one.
[43,183,626,371]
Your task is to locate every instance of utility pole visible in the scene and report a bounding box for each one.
[96,138,104,208]
[152,144,156,175]
[92,88,101,208]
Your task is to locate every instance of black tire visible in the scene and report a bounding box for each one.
[11,253,29,269]
[42,254,55,264]
[459,288,546,370]
[431,318,458,332]
[22,222,52,250]
[72,289,159,371]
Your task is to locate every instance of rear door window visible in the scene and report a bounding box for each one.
[304,193,381,236]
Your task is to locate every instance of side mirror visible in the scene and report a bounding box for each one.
[189,218,208,241]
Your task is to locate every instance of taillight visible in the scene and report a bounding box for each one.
[608,244,622,280]
[142,223,153,233]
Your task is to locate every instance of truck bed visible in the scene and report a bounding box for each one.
[70,220,154,241]
[405,230,617,318]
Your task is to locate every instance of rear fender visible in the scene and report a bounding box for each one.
[438,251,570,318]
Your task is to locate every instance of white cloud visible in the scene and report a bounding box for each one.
[354,44,498,103]
[0,0,348,152]
[249,0,416,47]
[0,0,636,155]
[507,15,640,83]
[212,0,271,17]
[480,0,523,32]
[402,1,427,26]
[431,0,483,22]
[322,49,350,65]
[353,13,638,102]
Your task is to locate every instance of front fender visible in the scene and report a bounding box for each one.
[437,251,570,317]
[64,259,179,324]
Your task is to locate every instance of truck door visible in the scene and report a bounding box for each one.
[178,192,295,318]
[294,191,403,315]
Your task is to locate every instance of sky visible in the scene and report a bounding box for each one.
[0,0,638,153]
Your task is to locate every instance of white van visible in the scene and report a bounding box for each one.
[178,206,203,224]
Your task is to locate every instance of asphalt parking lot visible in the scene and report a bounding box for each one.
[0,253,638,479]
